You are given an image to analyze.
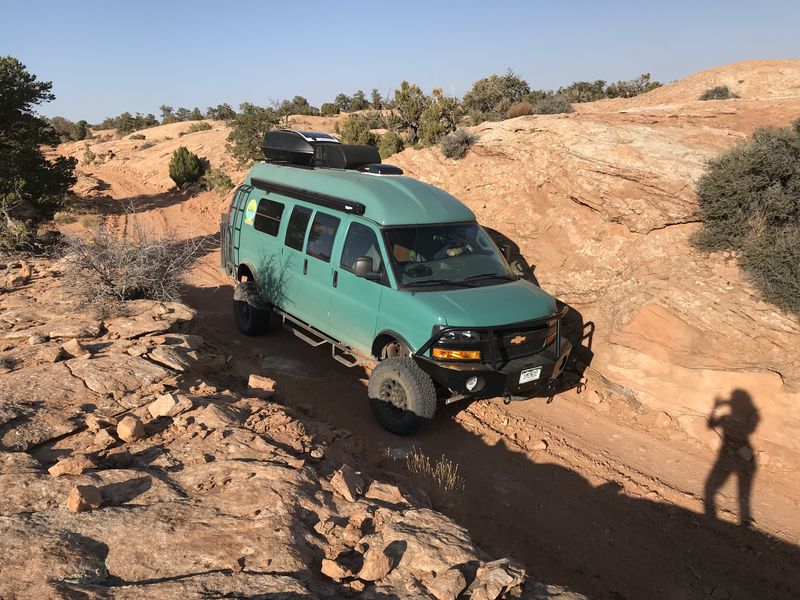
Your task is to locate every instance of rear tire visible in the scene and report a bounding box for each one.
[368,357,437,435]
[233,281,270,336]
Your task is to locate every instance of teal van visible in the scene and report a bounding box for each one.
[221,130,571,434]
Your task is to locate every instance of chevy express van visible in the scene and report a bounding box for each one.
[221,130,571,434]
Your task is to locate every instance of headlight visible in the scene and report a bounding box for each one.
[438,329,479,342]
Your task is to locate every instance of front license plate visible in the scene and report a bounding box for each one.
[519,367,542,384]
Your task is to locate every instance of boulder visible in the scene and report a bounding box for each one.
[117,415,145,442]
[425,567,468,600]
[247,374,276,398]
[330,465,363,502]
[48,455,94,477]
[148,393,193,418]
[61,338,91,358]
[93,428,117,450]
[321,558,353,581]
[148,345,196,372]
[357,545,394,581]
[66,485,102,512]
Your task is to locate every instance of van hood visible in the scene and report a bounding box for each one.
[413,279,557,327]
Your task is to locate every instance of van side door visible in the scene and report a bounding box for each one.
[327,221,387,356]
[280,204,314,322]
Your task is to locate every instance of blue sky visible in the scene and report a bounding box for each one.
[2,0,799,122]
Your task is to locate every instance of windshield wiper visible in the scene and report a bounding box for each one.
[407,279,474,289]
[464,273,518,282]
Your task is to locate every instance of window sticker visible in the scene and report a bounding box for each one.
[244,198,258,225]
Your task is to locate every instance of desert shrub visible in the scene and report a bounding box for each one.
[440,128,478,159]
[335,114,377,146]
[64,212,210,308]
[533,96,574,115]
[556,80,608,103]
[391,81,430,144]
[78,214,101,229]
[187,121,212,133]
[405,448,465,509]
[53,211,77,225]
[378,131,404,159]
[204,167,233,193]
[97,111,158,134]
[82,147,96,165]
[605,73,661,99]
[462,69,530,123]
[699,85,740,101]
[371,89,383,109]
[168,146,203,188]
[418,88,460,146]
[320,102,340,117]
[139,141,155,150]
[1,57,76,249]
[129,133,146,140]
[226,102,280,166]
[205,103,236,121]
[506,101,535,118]
[693,120,800,313]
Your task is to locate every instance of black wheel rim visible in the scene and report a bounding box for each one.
[379,378,408,412]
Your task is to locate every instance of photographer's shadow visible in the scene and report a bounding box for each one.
[704,389,760,527]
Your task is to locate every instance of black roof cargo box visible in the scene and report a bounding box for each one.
[261,130,340,165]
[314,143,381,170]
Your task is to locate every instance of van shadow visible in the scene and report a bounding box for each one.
[180,279,800,599]
[422,404,799,600]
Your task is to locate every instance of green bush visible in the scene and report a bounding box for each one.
[205,103,236,120]
[378,131,404,159]
[82,147,96,165]
[392,81,430,144]
[440,129,478,160]
[605,73,661,99]
[0,57,76,248]
[168,146,203,188]
[204,167,233,193]
[129,133,146,140]
[533,96,574,114]
[226,102,280,166]
[320,102,340,117]
[693,120,800,313]
[699,85,740,100]
[506,101,535,118]
[417,88,460,147]
[462,69,530,123]
[187,121,212,133]
[556,80,608,103]
[335,114,377,145]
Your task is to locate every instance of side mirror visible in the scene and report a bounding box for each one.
[354,256,379,280]
[500,243,513,262]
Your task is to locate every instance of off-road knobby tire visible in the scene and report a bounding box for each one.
[368,357,437,435]
[233,281,270,336]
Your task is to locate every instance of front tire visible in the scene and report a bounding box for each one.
[233,281,270,336]
[368,357,437,435]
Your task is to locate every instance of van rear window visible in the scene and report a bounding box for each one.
[285,206,312,251]
[254,199,284,236]
[306,212,341,262]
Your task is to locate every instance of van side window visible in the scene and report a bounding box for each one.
[254,198,284,236]
[340,223,383,274]
[285,206,312,251]
[306,212,341,262]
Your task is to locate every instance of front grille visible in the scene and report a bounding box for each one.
[480,323,555,364]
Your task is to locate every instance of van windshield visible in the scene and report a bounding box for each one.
[384,223,515,289]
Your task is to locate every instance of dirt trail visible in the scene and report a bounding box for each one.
[72,159,800,599]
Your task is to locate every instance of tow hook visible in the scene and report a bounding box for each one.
[546,378,556,404]
[503,392,512,405]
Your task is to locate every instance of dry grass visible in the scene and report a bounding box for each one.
[405,448,465,509]
[63,205,211,310]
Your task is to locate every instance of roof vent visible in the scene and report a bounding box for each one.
[357,163,404,175]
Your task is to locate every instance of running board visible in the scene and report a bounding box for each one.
[276,309,364,368]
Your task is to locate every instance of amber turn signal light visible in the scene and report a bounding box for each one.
[545,332,557,347]
[432,348,481,361]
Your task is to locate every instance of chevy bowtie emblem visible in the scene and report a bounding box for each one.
[510,335,526,345]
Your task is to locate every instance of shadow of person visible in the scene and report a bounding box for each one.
[704,389,760,527]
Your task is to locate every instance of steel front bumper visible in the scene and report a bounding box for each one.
[414,337,572,400]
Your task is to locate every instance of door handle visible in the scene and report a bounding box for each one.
[332,271,338,288]
[303,258,308,275]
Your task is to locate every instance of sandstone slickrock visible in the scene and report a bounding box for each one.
[66,485,102,512]
[66,354,170,396]
[116,415,145,442]
[148,345,196,372]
